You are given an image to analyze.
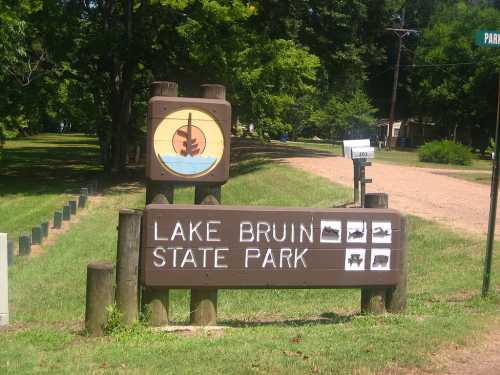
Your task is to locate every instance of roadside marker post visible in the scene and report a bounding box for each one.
[0,233,8,326]
[475,30,500,297]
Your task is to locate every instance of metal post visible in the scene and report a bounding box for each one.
[482,72,500,297]
[0,233,8,326]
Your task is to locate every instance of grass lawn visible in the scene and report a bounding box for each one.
[0,133,101,243]
[2,138,500,374]
[442,171,492,185]
[280,140,492,171]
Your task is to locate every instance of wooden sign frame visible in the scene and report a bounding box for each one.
[140,204,405,289]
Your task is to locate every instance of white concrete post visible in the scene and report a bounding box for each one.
[0,233,8,326]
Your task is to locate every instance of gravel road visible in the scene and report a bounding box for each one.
[287,155,496,236]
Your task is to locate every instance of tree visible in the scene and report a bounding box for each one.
[411,1,500,149]
[309,90,377,140]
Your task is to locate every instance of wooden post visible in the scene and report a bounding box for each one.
[53,211,62,229]
[7,240,13,266]
[69,200,77,215]
[78,194,87,209]
[190,187,220,326]
[31,226,42,245]
[81,187,89,197]
[62,204,71,221]
[142,187,172,326]
[189,83,225,326]
[0,233,8,326]
[115,209,142,326]
[142,81,178,326]
[361,193,388,314]
[41,221,49,238]
[85,261,114,336]
[19,234,31,256]
[386,216,408,312]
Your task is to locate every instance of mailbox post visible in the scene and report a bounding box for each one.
[343,140,374,206]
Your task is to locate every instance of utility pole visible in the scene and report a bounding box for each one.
[385,8,418,150]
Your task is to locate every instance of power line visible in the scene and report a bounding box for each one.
[399,62,479,68]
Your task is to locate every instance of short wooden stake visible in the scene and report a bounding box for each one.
[7,240,13,266]
[53,211,62,229]
[31,226,42,245]
[85,261,114,337]
[0,233,8,326]
[386,216,408,312]
[19,234,31,256]
[62,204,71,221]
[361,193,388,314]
[41,222,49,238]
[91,180,98,195]
[78,194,87,209]
[191,182,221,326]
[115,209,142,326]
[69,200,77,215]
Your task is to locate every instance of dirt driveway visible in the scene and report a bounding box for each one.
[287,154,495,237]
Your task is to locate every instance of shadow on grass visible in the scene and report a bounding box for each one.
[220,312,354,328]
[0,135,338,197]
[229,138,337,178]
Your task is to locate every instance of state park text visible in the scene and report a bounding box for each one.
[140,205,406,288]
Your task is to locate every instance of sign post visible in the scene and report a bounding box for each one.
[0,233,8,326]
[475,30,500,297]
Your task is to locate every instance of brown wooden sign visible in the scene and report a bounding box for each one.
[146,96,231,183]
[140,204,406,289]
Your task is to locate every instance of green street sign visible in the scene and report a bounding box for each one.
[475,30,500,47]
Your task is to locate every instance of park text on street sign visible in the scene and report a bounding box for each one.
[343,139,370,159]
[475,30,500,47]
[146,96,231,183]
[140,204,406,288]
[351,146,375,159]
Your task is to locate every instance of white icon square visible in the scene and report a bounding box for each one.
[345,249,366,271]
[320,220,341,243]
[372,221,392,243]
[347,221,367,243]
[370,249,391,271]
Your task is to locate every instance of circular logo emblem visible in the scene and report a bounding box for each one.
[154,108,224,177]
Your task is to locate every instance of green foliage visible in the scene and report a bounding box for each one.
[418,140,473,165]
[310,90,377,139]
[104,304,125,335]
[412,1,500,139]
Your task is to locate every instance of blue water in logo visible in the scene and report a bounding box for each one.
[159,154,217,175]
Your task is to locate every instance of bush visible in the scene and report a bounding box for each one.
[418,140,473,165]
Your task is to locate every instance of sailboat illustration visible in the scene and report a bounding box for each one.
[159,112,217,175]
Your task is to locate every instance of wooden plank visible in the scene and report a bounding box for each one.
[140,205,405,289]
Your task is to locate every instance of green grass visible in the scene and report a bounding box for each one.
[279,140,492,171]
[442,172,491,185]
[2,141,500,374]
[0,133,101,242]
